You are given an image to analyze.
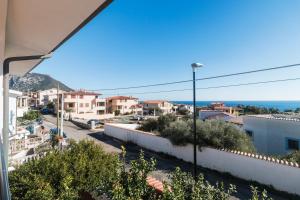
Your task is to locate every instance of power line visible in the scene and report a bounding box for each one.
[101,77,300,96]
[89,63,300,91]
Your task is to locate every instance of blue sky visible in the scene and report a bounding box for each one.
[34,0,300,101]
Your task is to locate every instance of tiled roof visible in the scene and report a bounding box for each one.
[130,104,143,109]
[143,100,169,104]
[106,96,138,100]
[246,114,300,122]
[65,90,100,96]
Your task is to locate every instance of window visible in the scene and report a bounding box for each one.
[80,95,84,99]
[68,103,74,108]
[245,130,253,138]
[97,110,105,115]
[287,139,299,150]
[118,106,122,109]
[80,103,83,107]
[85,103,89,107]
[97,102,105,106]
[71,95,76,99]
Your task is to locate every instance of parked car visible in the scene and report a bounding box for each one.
[131,115,145,121]
[87,119,103,125]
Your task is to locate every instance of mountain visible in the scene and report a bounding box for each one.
[9,73,73,92]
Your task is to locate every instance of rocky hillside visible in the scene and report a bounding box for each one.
[9,73,73,92]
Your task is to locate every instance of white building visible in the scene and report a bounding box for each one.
[243,115,300,156]
[38,88,65,106]
[16,95,29,117]
[9,90,23,137]
[143,100,174,115]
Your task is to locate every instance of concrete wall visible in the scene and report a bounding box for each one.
[104,123,300,196]
[243,116,300,155]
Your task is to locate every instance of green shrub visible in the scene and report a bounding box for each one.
[281,151,300,164]
[115,110,121,116]
[152,118,255,152]
[161,120,192,146]
[138,118,159,132]
[111,147,158,200]
[21,110,41,121]
[157,114,177,132]
[162,167,236,200]
[9,140,119,200]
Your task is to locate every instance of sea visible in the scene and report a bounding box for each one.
[172,101,300,112]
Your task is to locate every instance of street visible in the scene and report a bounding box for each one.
[43,115,291,200]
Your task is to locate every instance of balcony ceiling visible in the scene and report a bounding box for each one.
[0,0,112,75]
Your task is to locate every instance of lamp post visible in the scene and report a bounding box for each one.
[191,62,203,180]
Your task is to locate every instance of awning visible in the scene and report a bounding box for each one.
[1,0,112,75]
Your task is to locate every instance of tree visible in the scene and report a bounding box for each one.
[9,140,119,199]
[138,118,159,133]
[115,110,121,116]
[21,110,41,121]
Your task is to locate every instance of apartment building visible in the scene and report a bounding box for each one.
[143,100,174,115]
[243,114,300,156]
[38,88,66,106]
[95,98,106,115]
[106,96,139,115]
[208,102,241,116]
[16,95,29,117]
[63,90,100,114]
[25,91,39,107]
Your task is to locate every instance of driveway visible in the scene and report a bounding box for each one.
[43,115,293,200]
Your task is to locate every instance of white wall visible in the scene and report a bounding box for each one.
[105,123,300,196]
[243,116,300,155]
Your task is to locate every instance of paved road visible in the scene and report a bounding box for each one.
[43,115,292,200]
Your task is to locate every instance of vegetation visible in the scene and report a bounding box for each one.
[237,105,280,115]
[115,110,121,116]
[20,110,41,121]
[139,115,255,152]
[10,141,271,200]
[9,140,119,200]
[281,151,300,164]
[46,102,54,110]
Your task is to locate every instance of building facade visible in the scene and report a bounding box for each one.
[16,95,29,117]
[62,90,100,115]
[106,96,139,115]
[243,115,300,156]
[143,100,174,115]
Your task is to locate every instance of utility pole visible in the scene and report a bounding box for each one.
[191,62,204,180]
[60,92,64,137]
[57,84,60,132]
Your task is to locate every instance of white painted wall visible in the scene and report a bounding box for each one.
[243,116,300,155]
[104,123,300,196]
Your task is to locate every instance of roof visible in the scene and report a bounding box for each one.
[1,0,112,76]
[107,96,138,100]
[65,90,100,96]
[143,100,170,104]
[130,104,143,109]
[245,114,300,122]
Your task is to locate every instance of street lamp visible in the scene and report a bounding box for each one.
[191,62,203,180]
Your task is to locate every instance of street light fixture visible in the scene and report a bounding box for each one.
[191,62,203,180]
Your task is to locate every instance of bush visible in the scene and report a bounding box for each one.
[9,140,119,200]
[193,120,255,152]
[151,118,255,152]
[21,110,41,121]
[162,168,236,200]
[282,151,300,164]
[115,110,121,116]
[111,147,159,200]
[157,114,177,132]
[138,118,159,132]
[161,120,192,146]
